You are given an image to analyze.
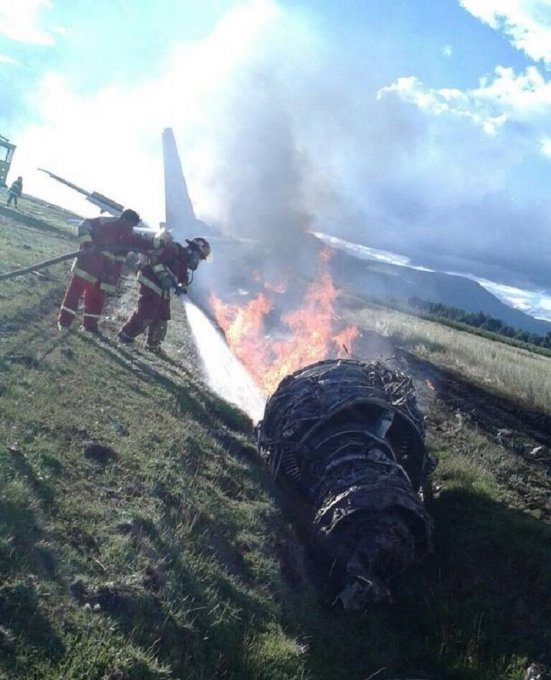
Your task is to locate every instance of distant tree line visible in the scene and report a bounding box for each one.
[406,297,551,351]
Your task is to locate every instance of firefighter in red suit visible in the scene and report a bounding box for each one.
[58,209,164,333]
[117,234,211,353]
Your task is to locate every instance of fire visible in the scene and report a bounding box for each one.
[252,270,287,293]
[209,251,358,395]
[210,292,274,372]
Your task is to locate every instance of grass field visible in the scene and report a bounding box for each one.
[0,195,549,679]
[341,299,551,415]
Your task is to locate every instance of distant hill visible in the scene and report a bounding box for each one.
[329,249,551,336]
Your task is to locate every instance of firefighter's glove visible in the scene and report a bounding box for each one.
[174,285,187,297]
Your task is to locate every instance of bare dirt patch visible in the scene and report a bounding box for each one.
[351,328,551,521]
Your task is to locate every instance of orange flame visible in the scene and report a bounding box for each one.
[252,270,288,293]
[210,292,274,372]
[210,251,358,395]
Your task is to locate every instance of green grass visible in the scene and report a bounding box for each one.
[342,301,551,413]
[382,297,551,359]
[0,195,550,679]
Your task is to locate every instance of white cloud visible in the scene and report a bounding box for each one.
[11,0,293,226]
[442,45,453,58]
[474,277,551,322]
[378,76,508,134]
[541,137,551,156]
[0,54,18,64]
[379,65,551,150]
[459,0,551,65]
[0,0,55,45]
[8,0,551,294]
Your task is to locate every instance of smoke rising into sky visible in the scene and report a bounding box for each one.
[1,0,551,296]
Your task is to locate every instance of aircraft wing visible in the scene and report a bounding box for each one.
[38,168,125,217]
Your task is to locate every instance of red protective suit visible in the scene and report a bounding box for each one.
[119,242,193,351]
[58,214,160,332]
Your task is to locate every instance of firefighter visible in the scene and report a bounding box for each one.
[58,209,165,334]
[6,176,23,207]
[117,233,211,354]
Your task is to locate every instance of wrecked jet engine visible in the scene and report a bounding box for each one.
[257,358,436,611]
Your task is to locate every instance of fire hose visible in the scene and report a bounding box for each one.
[0,246,148,282]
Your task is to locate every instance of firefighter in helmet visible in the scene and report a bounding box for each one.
[118,233,211,354]
[58,209,165,334]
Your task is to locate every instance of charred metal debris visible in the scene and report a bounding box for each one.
[257,358,437,611]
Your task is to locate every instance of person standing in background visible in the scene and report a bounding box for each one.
[6,176,22,207]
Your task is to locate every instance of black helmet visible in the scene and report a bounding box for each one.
[187,237,211,260]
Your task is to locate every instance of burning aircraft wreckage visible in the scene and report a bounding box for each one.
[257,358,437,612]
[38,128,437,611]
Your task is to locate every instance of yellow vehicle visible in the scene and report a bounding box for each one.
[0,134,16,187]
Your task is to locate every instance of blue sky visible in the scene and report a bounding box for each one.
[1,0,551,299]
